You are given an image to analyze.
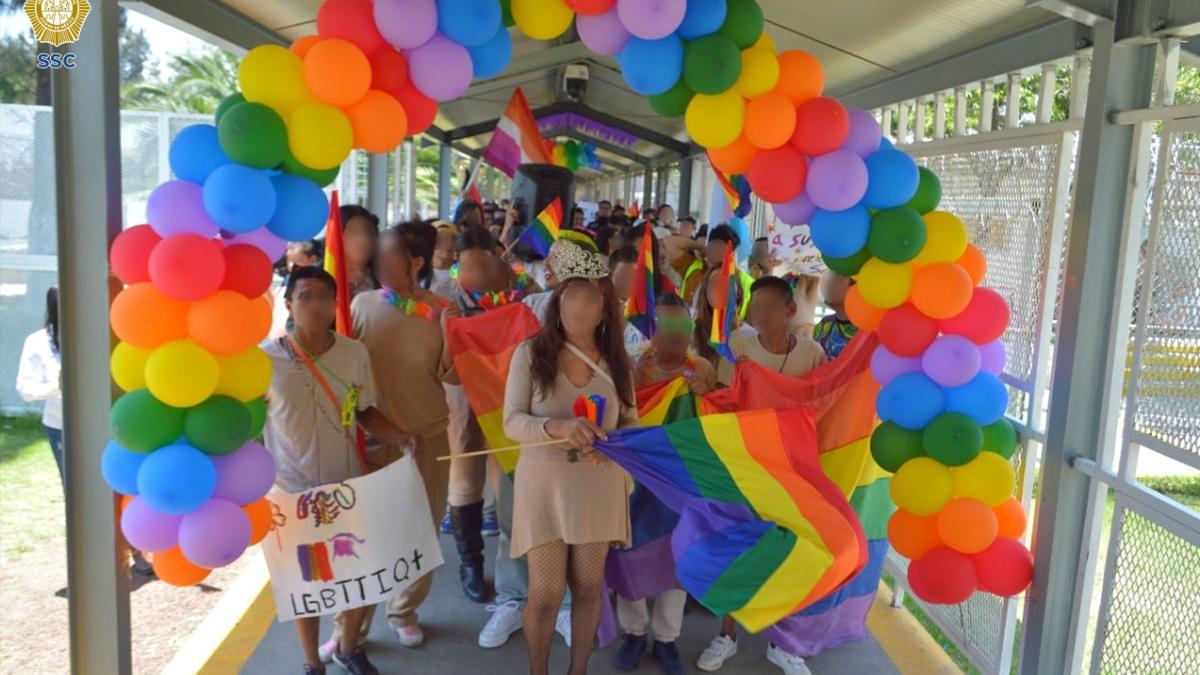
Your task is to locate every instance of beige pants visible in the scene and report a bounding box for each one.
[444,383,487,507]
[333,429,451,636]
[616,589,688,643]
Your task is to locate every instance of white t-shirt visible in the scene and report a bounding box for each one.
[431,267,453,288]
[717,330,827,385]
[16,328,62,429]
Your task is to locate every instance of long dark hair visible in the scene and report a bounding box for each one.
[45,287,59,354]
[694,267,742,365]
[386,220,437,289]
[528,277,634,409]
[340,205,380,289]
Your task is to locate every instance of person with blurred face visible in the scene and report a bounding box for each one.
[734,276,826,378]
[813,271,858,359]
[598,200,612,219]
[608,244,651,359]
[432,223,458,288]
[571,208,586,230]
[339,205,381,298]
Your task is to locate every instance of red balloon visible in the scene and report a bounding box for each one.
[908,547,977,604]
[971,537,1033,596]
[391,83,438,135]
[939,287,1010,344]
[370,49,409,94]
[111,225,162,285]
[148,234,225,302]
[878,304,938,356]
[220,244,273,298]
[746,145,807,204]
[316,0,386,55]
[566,0,616,14]
[791,97,850,156]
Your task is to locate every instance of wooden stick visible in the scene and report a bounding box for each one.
[436,438,565,461]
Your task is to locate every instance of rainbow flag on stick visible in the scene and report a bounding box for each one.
[516,197,563,258]
[323,191,352,337]
[708,242,738,360]
[625,224,657,338]
[482,87,550,177]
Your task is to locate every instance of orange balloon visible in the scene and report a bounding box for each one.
[888,509,941,559]
[936,498,998,554]
[773,50,824,106]
[187,290,269,356]
[956,243,987,286]
[303,38,371,107]
[344,89,408,152]
[707,135,758,175]
[743,92,796,150]
[993,498,1027,539]
[845,285,886,331]
[152,546,212,586]
[290,34,321,59]
[245,498,274,545]
[110,283,189,350]
[910,263,974,319]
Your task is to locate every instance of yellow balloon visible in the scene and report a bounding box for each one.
[914,211,969,266]
[288,102,353,170]
[239,44,311,118]
[111,341,149,392]
[735,47,780,98]
[754,31,776,52]
[685,90,746,149]
[215,347,272,402]
[890,457,955,516]
[952,452,1015,507]
[855,258,914,309]
[512,0,574,41]
[144,340,219,408]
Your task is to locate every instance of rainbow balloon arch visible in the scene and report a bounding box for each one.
[100,0,1033,606]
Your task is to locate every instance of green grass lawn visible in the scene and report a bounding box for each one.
[0,414,64,561]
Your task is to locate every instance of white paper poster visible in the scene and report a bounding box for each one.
[767,218,826,277]
[261,455,443,622]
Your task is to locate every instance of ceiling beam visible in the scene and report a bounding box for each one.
[122,0,287,53]
[1025,0,1113,27]
[446,101,688,154]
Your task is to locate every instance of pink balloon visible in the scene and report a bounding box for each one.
[374,0,438,49]
[578,7,631,56]
[843,109,883,157]
[147,180,221,239]
[121,497,182,553]
[179,499,251,569]
[979,339,1006,375]
[407,33,472,102]
[617,0,686,40]
[223,227,286,262]
[870,345,923,386]
[806,149,869,212]
[211,441,277,505]
[772,191,816,226]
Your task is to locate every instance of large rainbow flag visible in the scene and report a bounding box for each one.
[515,197,563,258]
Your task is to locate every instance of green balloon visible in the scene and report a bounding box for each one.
[217,101,287,170]
[719,0,765,49]
[822,247,872,276]
[683,34,742,95]
[648,78,694,117]
[922,413,983,466]
[867,206,927,263]
[246,396,267,438]
[281,146,340,187]
[981,418,1017,459]
[906,167,942,214]
[215,92,246,125]
[184,395,253,456]
[109,389,185,454]
[500,0,514,27]
[870,422,926,473]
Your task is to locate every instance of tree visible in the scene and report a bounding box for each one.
[120,49,239,113]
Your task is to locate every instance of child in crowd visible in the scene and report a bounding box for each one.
[813,271,859,359]
[431,222,458,288]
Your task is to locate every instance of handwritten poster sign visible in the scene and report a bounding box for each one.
[261,455,443,622]
[766,218,825,277]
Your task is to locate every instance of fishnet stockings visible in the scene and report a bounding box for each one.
[524,540,610,675]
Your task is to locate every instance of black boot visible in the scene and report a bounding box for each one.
[450,501,489,603]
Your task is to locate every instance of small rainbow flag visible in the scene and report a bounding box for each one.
[625,224,656,338]
[712,166,753,219]
[516,197,563,258]
[323,191,352,337]
[708,241,738,360]
[572,394,607,427]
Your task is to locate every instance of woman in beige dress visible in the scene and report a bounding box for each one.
[503,245,638,675]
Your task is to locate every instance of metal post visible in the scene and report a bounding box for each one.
[933,93,946,139]
[1037,62,1058,124]
[437,143,452,220]
[678,157,693,218]
[881,106,893,139]
[1006,71,1023,128]
[641,167,652,210]
[1020,23,1156,675]
[914,97,928,142]
[367,152,388,222]
[391,149,402,223]
[1070,54,1092,119]
[953,86,966,135]
[980,79,995,132]
[1154,38,1180,106]
[52,2,131,673]
[896,100,910,144]
[404,139,416,219]
[655,166,669,208]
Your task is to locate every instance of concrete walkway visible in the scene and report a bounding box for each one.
[244,535,900,674]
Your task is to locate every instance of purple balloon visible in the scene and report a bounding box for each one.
[922,335,982,387]
[407,33,472,102]
[843,109,883,158]
[374,0,437,50]
[870,345,923,386]
[147,180,220,239]
[806,150,869,212]
[179,499,251,569]
[979,339,1006,375]
[211,441,276,505]
[772,191,817,226]
[618,0,687,40]
[578,7,632,56]
[121,497,182,553]
[223,227,286,261]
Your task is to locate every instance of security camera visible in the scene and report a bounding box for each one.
[563,63,589,102]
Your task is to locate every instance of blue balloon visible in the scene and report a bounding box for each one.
[809,204,871,258]
[863,149,920,209]
[266,173,329,241]
[877,373,945,430]
[944,372,1008,425]
[101,440,145,496]
[879,137,895,150]
[677,0,727,39]
[436,0,500,47]
[467,25,512,79]
[202,163,277,233]
[619,35,684,96]
[137,443,216,516]
[169,124,230,184]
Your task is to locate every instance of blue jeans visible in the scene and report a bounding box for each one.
[44,425,64,485]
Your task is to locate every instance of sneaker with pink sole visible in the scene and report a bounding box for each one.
[395,624,424,648]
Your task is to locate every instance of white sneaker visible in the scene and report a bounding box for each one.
[696,634,737,672]
[316,632,367,663]
[395,624,424,648]
[555,606,572,647]
[478,600,523,648]
[767,643,813,675]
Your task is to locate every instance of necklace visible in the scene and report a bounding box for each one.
[451,263,534,310]
[379,287,443,320]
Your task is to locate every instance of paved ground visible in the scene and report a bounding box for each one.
[245,535,898,674]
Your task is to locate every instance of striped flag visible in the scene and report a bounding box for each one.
[625,223,656,338]
[516,197,563,258]
[323,191,352,336]
[708,241,738,360]
[482,87,551,176]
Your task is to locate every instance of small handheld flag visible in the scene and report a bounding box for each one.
[516,197,563,258]
[625,224,656,338]
[323,191,352,337]
[573,394,608,427]
[708,242,738,360]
